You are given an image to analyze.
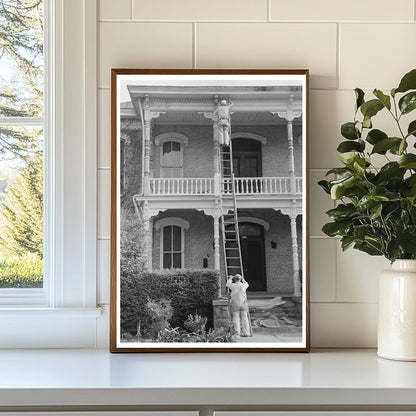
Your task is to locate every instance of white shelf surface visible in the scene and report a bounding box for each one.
[0,349,416,408]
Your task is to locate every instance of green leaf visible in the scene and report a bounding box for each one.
[371,137,402,154]
[398,227,416,255]
[369,203,383,220]
[352,224,373,240]
[355,88,365,110]
[395,69,416,94]
[377,162,406,181]
[341,122,360,140]
[408,120,416,138]
[399,154,416,169]
[337,140,365,153]
[339,152,360,166]
[330,175,360,200]
[322,221,351,237]
[360,99,384,119]
[363,116,372,129]
[318,180,331,194]
[354,241,383,256]
[373,89,391,110]
[366,129,388,145]
[389,139,408,155]
[326,203,356,219]
[325,167,351,176]
[399,91,416,115]
[341,235,355,251]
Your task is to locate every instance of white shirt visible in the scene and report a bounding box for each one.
[226,278,249,308]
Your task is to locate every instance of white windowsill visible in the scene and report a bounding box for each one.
[0,349,415,410]
[0,307,102,317]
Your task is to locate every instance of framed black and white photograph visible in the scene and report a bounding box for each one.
[110,69,310,352]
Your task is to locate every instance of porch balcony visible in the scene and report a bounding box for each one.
[148,176,302,196]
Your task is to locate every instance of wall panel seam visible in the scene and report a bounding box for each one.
[97,19,416,24]
[193,22,197,69]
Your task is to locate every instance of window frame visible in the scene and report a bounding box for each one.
[155,217,190,270]
[0,0,100,348]
[160,140,184,178]
[161,225,184,269]
[155,132,189,179]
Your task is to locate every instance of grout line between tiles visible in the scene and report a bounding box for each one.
[130,0,133,20]
[333,230,338,302]
[311,301,378,305]
[193,22,197,69]
[97,19,415,24]
[97,236,111,240]
[267,0,271,22]
[98,167,111,170]
[336,23,340,90]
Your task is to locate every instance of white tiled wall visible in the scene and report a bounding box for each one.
[96,0,416,347]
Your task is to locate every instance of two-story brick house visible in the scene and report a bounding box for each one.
[119,81,304,298]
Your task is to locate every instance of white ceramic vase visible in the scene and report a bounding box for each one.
[378,259,416,361]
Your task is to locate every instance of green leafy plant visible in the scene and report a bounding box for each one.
[319,69,416,262]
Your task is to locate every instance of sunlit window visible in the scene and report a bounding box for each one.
[0,0,44,288]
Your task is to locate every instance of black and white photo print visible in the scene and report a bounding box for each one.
[110,70,310,352]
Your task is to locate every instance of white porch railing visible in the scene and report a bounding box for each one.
[222,177,302,195]
[150,178,215,195]
[296,177,302,194]
[149,177,302,196]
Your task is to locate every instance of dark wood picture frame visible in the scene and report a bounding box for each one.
[110,69,310,352]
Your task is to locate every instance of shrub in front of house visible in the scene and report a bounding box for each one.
[120,269,220,337]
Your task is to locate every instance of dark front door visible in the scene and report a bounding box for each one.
[232,138,262,178]
[239,223,267,292]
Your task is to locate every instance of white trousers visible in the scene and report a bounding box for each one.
[232,310,250,336]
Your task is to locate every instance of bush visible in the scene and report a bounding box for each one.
[157,326,235,343]
[120,269,220,337]
[120,208,147,278]
[146,298,173,339]
[184,314,207,334]
[0,252,43,288]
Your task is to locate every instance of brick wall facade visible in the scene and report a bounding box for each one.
[151,208,302,296]
[120,121,303,207]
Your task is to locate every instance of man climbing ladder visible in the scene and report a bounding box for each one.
[216,98,253,337]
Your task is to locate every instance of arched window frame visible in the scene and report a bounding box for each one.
[238,216,270,231]
[154,217,190,270]
[155,133,189,179]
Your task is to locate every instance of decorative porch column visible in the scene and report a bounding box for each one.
[143,114,151,196]
[142,94,166,196]
[289,211,301,297]
[198,108,220,195]
[274,93,301,195]
[213,209,221,271]
[142,201,154,271]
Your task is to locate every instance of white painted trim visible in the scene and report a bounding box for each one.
[154,132,189,146]
[238,217,270,231]
[0,0,98,347]
[231,132,268,145]
[156,218,189,270]
[0,117,44,125]
[154,217,190,230]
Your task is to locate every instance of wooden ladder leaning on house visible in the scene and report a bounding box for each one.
[219,140,253,337]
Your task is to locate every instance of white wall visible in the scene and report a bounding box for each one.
[96,0,416,347]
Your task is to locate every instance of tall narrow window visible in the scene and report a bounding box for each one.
[0,0,44,289]
[162,225,183,269]
[160,140,182,178]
